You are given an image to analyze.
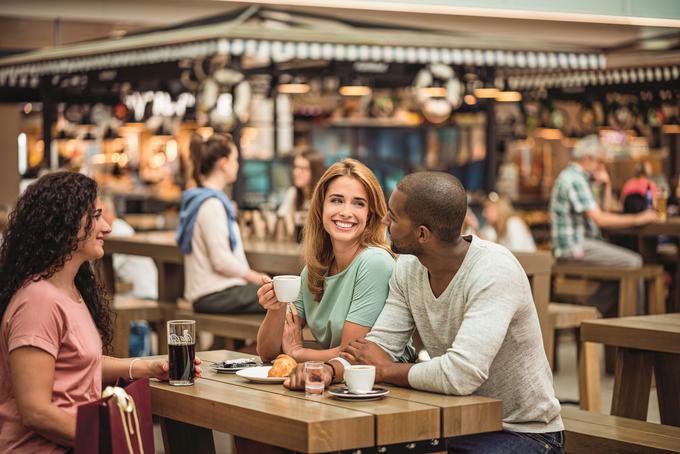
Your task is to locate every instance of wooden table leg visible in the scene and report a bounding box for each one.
[160,417,216,454]
[157,261,184,303]
[648,271,666,314]
[673,266,680,313]
[113,312,130,358]
[578,341,601,412]
[611,348,654,421]
[618,276,638,317]
[655,352,680,427]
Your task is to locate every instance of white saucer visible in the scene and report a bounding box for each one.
[328,386,389,401]
[236,366,287,384]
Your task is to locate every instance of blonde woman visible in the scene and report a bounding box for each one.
[256,159,396,363]
[481,194,536,252]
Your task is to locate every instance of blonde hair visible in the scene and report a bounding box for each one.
[303,158,394,301]
[485,196,515,239]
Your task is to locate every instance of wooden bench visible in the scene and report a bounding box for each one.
[548,303,600,372]
[552,263,666,316]
[176,300,315,347]
[562,407,680,453]
[112,296,175,358]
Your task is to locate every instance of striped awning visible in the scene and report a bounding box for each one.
[507,65,680,90]
[0,37,606,88]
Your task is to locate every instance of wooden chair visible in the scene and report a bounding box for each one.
[112,296,175,358]
[562,406,680,453]
[547,302,599,372]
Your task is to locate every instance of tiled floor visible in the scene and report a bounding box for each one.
[154,334,661,453]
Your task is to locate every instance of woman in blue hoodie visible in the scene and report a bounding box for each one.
[176,133,268,314]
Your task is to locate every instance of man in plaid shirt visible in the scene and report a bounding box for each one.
[550,135,657,317]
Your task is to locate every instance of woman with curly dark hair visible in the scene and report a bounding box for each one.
[0,172,202,453]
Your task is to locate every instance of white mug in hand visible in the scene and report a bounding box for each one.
[272,275,301,303]
[344,365,375,394]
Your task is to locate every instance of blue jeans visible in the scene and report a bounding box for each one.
[448,430,564,453]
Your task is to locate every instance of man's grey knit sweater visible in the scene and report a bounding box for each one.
[366,236,563,433]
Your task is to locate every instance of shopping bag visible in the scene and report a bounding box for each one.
[74,378,155,454]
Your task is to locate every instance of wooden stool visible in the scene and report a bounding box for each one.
[547,303,599,372]
[112,296,175,358]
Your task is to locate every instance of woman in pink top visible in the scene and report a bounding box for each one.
[621,161,658,212]
[0,172,202,453]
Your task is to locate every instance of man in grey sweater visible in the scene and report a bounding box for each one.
[285,171,564,453]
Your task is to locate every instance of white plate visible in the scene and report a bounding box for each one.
[328,386,390,401]
[236,366,287,383]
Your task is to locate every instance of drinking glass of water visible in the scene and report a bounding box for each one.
[304,361,325,397]
[167,320,196,386]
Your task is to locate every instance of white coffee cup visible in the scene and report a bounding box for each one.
[344,365,375,394]
[272,275,301,302]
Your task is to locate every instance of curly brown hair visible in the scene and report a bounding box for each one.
[0,172,113,352]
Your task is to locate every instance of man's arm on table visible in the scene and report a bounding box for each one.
[338,268,416,382]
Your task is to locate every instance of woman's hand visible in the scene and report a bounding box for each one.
[141,357,203,381]
[281,304,304,360]
[257,275,287,311]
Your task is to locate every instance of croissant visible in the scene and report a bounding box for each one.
[268,354,298,377]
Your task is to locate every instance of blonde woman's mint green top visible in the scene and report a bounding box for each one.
[293,247,394,349]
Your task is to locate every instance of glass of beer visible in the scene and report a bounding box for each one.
[167,320,196,386]
[657,187,668,222]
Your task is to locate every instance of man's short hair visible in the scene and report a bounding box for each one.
[396,171,467,242]
[572,134,603,160]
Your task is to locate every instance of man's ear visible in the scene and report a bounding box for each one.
[416,225,431,244]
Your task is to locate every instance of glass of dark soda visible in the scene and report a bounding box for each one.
[167,320,196,386]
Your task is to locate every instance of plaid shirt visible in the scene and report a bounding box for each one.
[550,163,601,258]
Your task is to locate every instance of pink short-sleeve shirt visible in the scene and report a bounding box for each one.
[0,279,102,453]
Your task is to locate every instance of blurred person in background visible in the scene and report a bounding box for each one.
[100,197,158,356]
[620,161,658,214]
[480,193,536,252]
[550,134,657,317]
[100,197,158,300]
[277,149,326,242]
[176,133,269,314]
[0,172,201,452]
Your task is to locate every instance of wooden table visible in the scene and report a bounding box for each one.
[578,313,680,426]
[151,350,502,453]
[101,231,304,302]
[605,217,680,312]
